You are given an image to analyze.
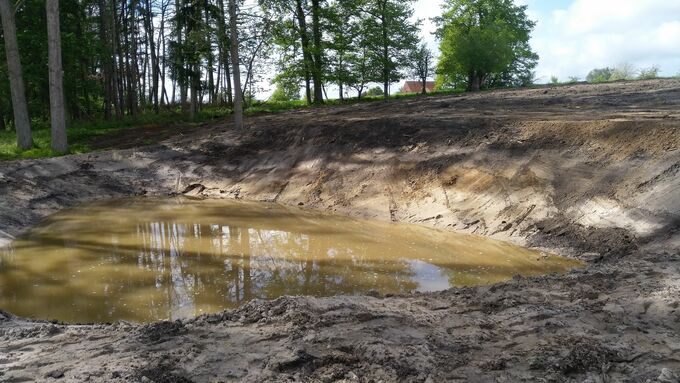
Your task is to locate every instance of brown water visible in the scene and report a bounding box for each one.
[0,198,581,323]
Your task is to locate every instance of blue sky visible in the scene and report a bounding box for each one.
[415,0,680,82]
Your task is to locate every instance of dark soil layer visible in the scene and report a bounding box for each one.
[1,79,680,382]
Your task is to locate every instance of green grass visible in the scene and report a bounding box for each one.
[1,89,466,162]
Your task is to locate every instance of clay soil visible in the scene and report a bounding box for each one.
[1,79,680,382]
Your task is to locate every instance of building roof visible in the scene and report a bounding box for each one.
[401,81,436,93]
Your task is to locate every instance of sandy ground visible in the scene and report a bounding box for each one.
[1,79,680,382]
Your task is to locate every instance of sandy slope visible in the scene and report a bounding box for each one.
[1,79,680,382]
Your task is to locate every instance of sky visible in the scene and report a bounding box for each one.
[414,0,680,82]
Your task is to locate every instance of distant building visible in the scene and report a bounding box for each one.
[401,81,436,94]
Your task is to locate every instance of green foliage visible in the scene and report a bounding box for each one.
[325,0,361,99]
[638,66,660,80]
[550,75,559,85]
[269,77,302,102]
[1,87,468,161]
[359,0,420,97]
[0,0,101,122]
[410,43,435,91]
[587,63,655,83]
[586,67,614,83]
[610,63,636,81]
[435,0,538,91]
[567,76,580,84]
[366,86,384,97]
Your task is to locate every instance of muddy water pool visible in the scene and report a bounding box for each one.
[0,198,581,323]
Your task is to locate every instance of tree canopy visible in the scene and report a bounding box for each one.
[435,0,537,91]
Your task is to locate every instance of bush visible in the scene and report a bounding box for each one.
[550,75,559,85]
[610,63,637,81]
[567,76,580,84]
[366,86,384,97]
[586,67,614,83]
[638,66,660,80]
[269,82,301,102]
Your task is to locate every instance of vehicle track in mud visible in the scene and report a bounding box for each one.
[1,79,680,382]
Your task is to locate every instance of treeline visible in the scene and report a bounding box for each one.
[1,0,539,153]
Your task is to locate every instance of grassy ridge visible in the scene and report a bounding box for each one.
[0,89,464,162]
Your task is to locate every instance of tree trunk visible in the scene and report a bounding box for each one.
[204,0,214,105]
[421,77,427,95]
[46,0,68,152]
[111,0,124,118]
[190,63,199,119]
[98,0,113,120]
[175,0,187,112]
[310,0,323,104]
[378,1,389,100]
[0,0,32,149]
[228,0,243,130]
[468,72,482,91]
[218,0,233,105]
[129,0,140,117]
[144,0,159,113]
[294,0,313,105]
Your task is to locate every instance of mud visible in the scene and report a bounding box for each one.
[1,79,680,382]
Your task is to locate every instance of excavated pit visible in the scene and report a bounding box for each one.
[1,79,679,382]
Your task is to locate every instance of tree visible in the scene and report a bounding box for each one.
[410,43,434,94]
[228,0,243,130]
[46,0,68,152]
[435,0,538,91]
[325,0,360,100]
[586,67,614,83]
[0,0,32,149]
[610,62,636,81]
[360,0,420,99]
[638,66,660,80]
[310,0,323,103]
[366,86,383,97]
[260,0,324,105]
[346,41,375,99]
[270,76,301,102]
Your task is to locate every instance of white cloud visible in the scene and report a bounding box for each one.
[417,0,680,83]
[531,0,680,82]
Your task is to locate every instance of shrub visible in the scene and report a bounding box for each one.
[366,86,384,97]
[586,67,614,83]
[269,82,301,102]
[567,76,580,84]
[638,66,660,80]
[610,63,637,81]
[550,75,559,85]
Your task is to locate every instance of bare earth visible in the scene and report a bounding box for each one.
[1,79,680,382]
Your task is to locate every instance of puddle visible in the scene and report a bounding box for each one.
[0,198,581,323]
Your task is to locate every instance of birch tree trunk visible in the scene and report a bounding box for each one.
[0,0,32,149]
[228,0,243,130]
[46,0,68,152]
[311,0,324,104]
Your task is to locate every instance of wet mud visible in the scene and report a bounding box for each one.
[1,79,680,382]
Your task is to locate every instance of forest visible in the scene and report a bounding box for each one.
[0,0,536,153]
[1,0,680,381]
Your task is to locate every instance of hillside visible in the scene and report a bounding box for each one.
[1,79,680,382]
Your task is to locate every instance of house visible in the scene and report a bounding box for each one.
[401,81,436,94]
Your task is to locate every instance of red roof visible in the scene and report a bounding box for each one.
[401,81,436,93]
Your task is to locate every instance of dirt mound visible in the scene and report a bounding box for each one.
[1,79,680,381]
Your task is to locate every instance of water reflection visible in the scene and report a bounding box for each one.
[0,198,581,323]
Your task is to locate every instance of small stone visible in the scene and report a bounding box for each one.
[657,368,679,383]
[45,369,65,379]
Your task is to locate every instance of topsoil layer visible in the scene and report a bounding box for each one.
[1,79,680,382]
